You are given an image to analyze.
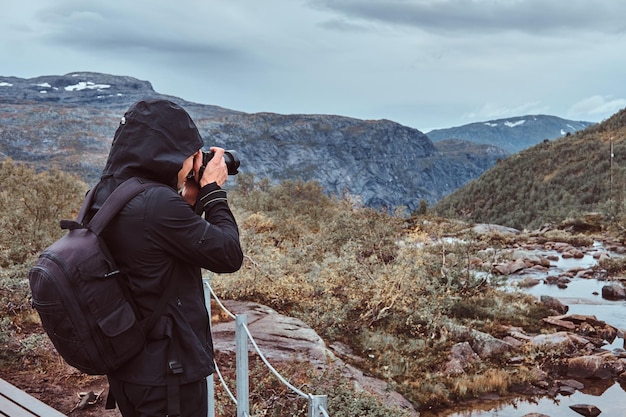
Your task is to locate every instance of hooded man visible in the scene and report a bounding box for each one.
[89,99,243,417]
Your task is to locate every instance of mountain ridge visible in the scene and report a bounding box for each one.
[0,72,592,212]
[427,115,594,154]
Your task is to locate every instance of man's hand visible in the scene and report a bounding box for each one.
[181,172,201,205]
[198,147,228,188]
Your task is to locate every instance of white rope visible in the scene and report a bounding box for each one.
[241,322,309,399]
[206,281,325,412]
[213,360,237,405]
[205,281,236,319]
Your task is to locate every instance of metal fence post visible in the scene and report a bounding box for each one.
[202,278,215,417]
[308,395,328,417]
[236,314,249,417]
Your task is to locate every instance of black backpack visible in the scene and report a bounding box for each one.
[28,177,174,375]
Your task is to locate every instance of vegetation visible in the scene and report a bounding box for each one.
[0,160,87,369]
[433,108,626,230]
[212,174,557,410]
[0,161,584,414]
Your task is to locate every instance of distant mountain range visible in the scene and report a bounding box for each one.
[427,116,595,154]
[0,72,593,212]
[433,109,626,229]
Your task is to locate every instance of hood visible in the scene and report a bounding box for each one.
[89,100,204,212]
[101,99,204,188]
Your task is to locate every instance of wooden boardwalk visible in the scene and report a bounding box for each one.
[0,378,65,417]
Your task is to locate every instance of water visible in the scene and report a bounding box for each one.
[440,243,626,417]
[432,382,626,417]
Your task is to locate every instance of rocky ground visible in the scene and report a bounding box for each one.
[3,229,626,417]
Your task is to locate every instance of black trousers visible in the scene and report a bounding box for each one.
[107,376,208,417]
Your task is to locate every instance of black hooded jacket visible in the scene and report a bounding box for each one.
[90,100,243,385]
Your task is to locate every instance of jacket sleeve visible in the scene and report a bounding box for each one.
[146,185,244,273]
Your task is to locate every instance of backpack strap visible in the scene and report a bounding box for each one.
[86,178,159,235]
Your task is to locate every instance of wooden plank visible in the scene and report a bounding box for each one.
[0,378,66,416]
[0,394,37,416]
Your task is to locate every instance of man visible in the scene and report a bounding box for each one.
[89,99,243,417]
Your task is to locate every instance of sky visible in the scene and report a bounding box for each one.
[1,0,626,132]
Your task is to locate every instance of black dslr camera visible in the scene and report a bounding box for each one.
[192,150,240,182]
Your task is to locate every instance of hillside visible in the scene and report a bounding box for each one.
[427,115,594,154]
[0,72,506,211]
[433,108,626,229]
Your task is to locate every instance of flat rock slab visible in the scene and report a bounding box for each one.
[211,300,417,414]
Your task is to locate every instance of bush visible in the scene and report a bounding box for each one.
[0,160,87,365]
[0,159,87,266]
[214,177,552,410]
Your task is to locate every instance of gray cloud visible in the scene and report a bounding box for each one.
[312,0,626,35]
[1,0,624,131]
[34,3,250,62]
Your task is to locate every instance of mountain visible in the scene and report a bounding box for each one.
[432,108,626,229]
[0,72,560,211]
[427,115,594,154]
[0,72,511,212]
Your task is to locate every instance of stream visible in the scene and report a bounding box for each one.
[433,242,626,417]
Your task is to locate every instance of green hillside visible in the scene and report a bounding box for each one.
[433,108,626,230]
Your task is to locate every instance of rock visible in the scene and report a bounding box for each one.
[446,323,512,358]
[562,249,585,259]
[518,277,541,288]
[443,342,480,375]
[212,300,418,414]
[540,296,569,314]
[531,332,574,347]
[502,336,525,348]
[558,385,576,395]
[576,269,595,279]
[569,404,602,417]
[493,259,527,275]
[559,378,585,390]
[471,224,520,235]
[543,316,576,330]
[601,282,626,300]
[212,301,330,368]
[562,314,620,343]
[567,356,613,379]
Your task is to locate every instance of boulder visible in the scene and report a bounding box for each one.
[493,259,527,275]
[567,356,613,379]
[518,277,541,288]
[540,295,569,314]
[446,323,512,358]
[531,332,574,348]
[601,282,626,300]
[443,342,480,375]
[569,404,602,417]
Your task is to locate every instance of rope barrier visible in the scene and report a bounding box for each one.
[213,361,237,405]
[205,280,328,416]
[241,322,309,399]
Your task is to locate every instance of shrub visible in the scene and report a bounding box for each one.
[214,178,552,411]
[0,159,87,265]
[0,160,87,365]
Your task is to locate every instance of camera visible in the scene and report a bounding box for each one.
[192,150,240,182]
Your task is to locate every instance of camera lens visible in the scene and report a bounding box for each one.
[201,150,240,175]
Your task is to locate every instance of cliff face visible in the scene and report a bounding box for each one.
[1,72,506,211]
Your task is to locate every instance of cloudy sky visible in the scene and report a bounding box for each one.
[2,0,625,131]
